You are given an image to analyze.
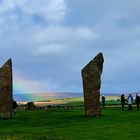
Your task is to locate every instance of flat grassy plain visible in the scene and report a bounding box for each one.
[31,96,121,107]
[0,107,140,140]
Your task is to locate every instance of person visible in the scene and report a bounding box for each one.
[135,94,140,111]
[101,95,106,107]
[128,94,133,111]
[13,100,18,115]
[121,94,126,111]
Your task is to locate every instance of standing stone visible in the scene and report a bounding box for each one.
[81,53,104,117]
[0,59,13,118]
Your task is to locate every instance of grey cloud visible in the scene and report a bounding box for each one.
[1,0,140,94]
[0,0,66,23]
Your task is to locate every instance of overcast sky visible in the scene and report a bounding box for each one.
[0,0,140,95]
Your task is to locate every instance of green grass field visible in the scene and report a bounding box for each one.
[47,96,121,106]
[0,107,140,140]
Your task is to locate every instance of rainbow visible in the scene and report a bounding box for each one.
[13,81,49,102]
[13,81,29,95]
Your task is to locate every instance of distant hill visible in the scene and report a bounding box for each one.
[13,92,139,102]
[13,92,83,102]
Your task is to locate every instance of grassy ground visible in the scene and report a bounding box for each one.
[0,107,140,140]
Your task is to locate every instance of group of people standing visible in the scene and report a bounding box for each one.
[101,94,140,111]
[121,93,140,111]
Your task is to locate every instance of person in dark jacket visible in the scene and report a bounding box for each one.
[13,100,18,115]
[101,95,106,107]
[135,94,140,110]
[121,94,126,111]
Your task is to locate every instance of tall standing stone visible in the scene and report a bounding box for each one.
[81,53,104,117]
[0,59,13,118]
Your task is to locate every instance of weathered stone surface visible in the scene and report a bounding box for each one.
[81,53,104,117]
[0,59,13,118]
